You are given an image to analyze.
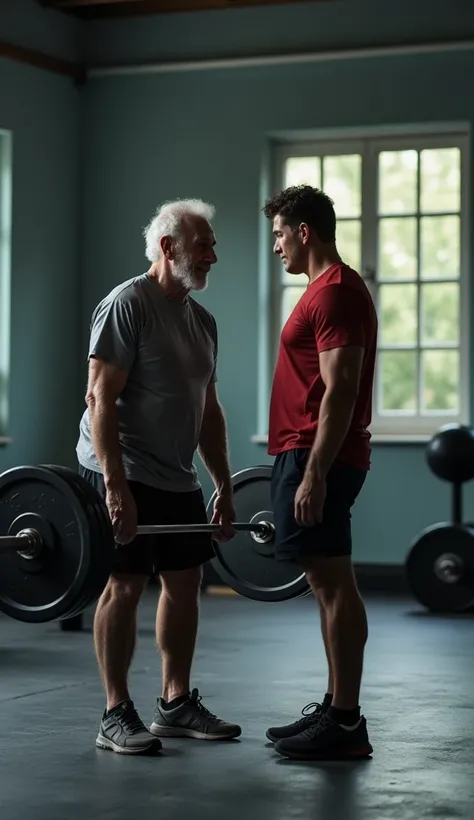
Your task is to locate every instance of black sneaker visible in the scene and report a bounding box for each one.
[274,712,373,760]
[150,688,242,740]
[266,701,323,743]
[96,700,163,755]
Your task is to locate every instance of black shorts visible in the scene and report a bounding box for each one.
[271,449,367,562]
[78,465,215,575]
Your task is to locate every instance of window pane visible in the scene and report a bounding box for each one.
[285,157,320,188]
[281,286,305,327]
[421,283,459,346]
[379,284,417,345]
[420,148,460,213]
[378,350,417,412]
[420,215,460,280]
[378,150,417,215]
[337,220,361,271]
[323,154,361,217]
[378,217,417,280]
[421,350,459,412]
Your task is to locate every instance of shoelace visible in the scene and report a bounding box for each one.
[301,712,333,739]
[118,707,146,733]
[190,694,219,722]
[293,701,322,729]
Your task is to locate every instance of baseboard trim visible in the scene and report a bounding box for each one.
[354,563,408,594]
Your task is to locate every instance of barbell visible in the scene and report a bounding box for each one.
[0,463,310,624]
[2,446,474,623]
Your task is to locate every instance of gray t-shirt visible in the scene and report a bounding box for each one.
[76,273,218,492]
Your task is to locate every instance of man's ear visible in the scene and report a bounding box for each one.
[160,235,174,260]
[299,222,311,245]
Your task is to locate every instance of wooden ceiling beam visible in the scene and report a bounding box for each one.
[40,0,321,16]
[40,0,144,7]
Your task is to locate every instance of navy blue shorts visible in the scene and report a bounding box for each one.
[78,464,215,575]
[270,449,367,562]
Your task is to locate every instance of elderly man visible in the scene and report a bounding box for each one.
[76,198,241,754]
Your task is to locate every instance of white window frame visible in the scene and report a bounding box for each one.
[0,130,12,440]
[264,128,470,443]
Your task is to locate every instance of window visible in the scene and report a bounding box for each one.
[0,130,12,438]
[270,131,469,439]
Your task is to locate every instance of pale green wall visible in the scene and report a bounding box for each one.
[79,0,474,562]
[0,0,82,469]
[3,0,474,564]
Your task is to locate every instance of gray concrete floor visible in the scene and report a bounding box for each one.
[1,589,474,820]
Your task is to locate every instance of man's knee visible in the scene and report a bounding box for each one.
[100,573,148,609]
[159,565,203,601]
[301,555,358,605]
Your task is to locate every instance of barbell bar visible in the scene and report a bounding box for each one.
[0,519,274,547]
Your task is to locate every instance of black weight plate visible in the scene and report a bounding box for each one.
[207,465,309,602]
[44,466,115,617]
[61,487,104,614]
[41,465,105,619]
[0,466,95,623]
[66,467,115,612]
[30,466,104,620]
[405,523,474,613]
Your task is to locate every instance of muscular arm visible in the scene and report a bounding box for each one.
[304,284,367,481]
[197,381,232,496]
[85,357,130,489]
[305,345,364,480]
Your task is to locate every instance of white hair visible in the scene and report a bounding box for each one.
[143,198,216,262]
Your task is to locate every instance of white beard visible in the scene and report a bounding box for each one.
[173,251,208,292]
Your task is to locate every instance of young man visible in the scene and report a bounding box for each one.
[262,185,378,761]
[76,198,241,754]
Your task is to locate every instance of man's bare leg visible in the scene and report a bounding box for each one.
[93,573,148,709]
[305,556,368,713]
[156,566,202,702]
[94,573,162,755]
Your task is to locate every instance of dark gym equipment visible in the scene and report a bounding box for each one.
[206,466,309,603]
[426,423,474,484]
[0,462,307,624]
[405,423,474,613]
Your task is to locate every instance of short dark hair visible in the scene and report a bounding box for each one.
[262,185,336,243]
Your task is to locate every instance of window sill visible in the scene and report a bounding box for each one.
[250,433,432,445]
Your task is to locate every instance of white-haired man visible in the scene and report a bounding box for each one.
[76,198,241,755]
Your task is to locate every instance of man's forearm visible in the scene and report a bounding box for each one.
[87,398,127,489]
[305,386,357,479]
[198,404,232,495]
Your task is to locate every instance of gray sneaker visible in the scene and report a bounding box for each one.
[96,700,163,755]
[150,688,242,740]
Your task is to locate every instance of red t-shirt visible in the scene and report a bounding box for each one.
[268,264,378,471]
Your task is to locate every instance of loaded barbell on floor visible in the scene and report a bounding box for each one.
[0,463,310,624]
[405,423,474,614]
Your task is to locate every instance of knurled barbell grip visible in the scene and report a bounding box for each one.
[135,522,269,535]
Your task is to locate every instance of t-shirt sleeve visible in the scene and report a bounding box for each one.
[307,284,367,352]
[88,293,142,371]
